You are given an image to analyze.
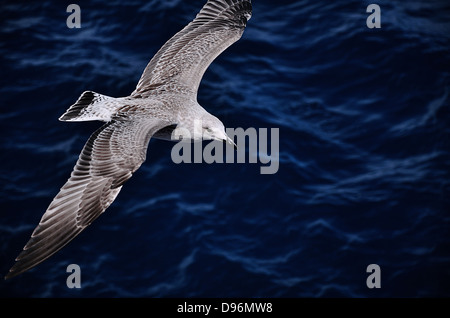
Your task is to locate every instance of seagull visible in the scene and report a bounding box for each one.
[5,0,252,279]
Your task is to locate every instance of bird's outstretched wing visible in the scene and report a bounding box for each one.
[131,0,252,98]
[5,118,167,279]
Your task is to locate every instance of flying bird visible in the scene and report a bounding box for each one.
[5,0,252,279]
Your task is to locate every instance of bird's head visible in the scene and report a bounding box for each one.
[198,113,236,149]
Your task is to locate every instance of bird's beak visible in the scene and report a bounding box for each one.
[223,135,237,150]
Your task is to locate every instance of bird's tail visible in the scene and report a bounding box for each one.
[59,91,124,122]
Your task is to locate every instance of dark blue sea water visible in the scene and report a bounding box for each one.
[1,0,449,298]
